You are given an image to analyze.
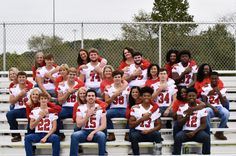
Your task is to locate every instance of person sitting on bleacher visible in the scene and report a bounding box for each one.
[173,87,210,155]
[7,71,33,142]
[36,54,59,99]
[201,71,230,140]
[104,70,129,141]
[24,93,60,156]
[70,89,107,156]
[129,86,162,155]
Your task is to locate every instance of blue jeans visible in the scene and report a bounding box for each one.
[47,89,57,98]
[173,130,210,155]
[6,108,26,130]
[206,106,230,128]
[56,107,73,135]
[223,99,230,111]
[129,129,162,155]
[70,129,106,156]
[24,133,60,156]
[106,108,126,129]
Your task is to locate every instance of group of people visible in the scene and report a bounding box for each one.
[6,47,230,155]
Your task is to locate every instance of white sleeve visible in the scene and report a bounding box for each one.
[220,88,227,97]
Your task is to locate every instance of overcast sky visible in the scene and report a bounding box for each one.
[0,0,235,22]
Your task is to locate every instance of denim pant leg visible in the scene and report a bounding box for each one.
[217,106,230,128]
[173,131,192,155]
[106,108,126,129]
[223,99,230,111]
[47,134,60,156]
[47,89,57,98]
[92,131,106,155]
[129,129,143,155]
[70,130,88,156]
[193,131,211,154]
[24,133,44,156]
[173,121,182,138]
[6,108,26,130]
[57,107,73,134]
[205,107,215,127]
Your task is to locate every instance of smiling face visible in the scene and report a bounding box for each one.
[142,92,152,104]
[9,71,17,81]
[31,89,40,103]
[59,67,69,77]
[86,91,96,104]
[78,88,87,103]
[89,52,98,62]
[17,75,27,84]
[104,67,112,79]
[180,54,190,64]
[113,74,122,84]
[36,53,44,64]
[203,65,210,76]
[187,91,197,106]
[39,96,49,107]
[123,49,132,59]
[150,66,158,77]
[131,88,140,100]
[133,55,142,65]
[159,70,168,81]
[80,50,88,61]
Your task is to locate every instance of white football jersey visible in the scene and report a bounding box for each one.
[151,82,177,107]
[29,107,58,133]
[80,63,101,88]
[177,104,207,131]
[76,104,106,130]
[172,62,197,86]
[9,84,29,109]
[57,81,80,107]
[127,64,147,87]
[130,104,161,131]
[104,84,130,108]
[37,66,59,90]
[201,84,227,107]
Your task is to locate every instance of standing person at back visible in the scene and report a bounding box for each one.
[125,52,148,87]
[172,50,197,88]
[80,48,105,97]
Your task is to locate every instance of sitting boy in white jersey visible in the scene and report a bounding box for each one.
[24,93,60,156]
[173,87,210,155]
[129,86,162,155]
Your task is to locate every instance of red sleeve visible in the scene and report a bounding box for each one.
[189,59,197,66]
[125,105,131,119]
[98,56,103,62]
[32,66,36,81]
[140,59,151,70]
[194,81,202,97]
[172,100,182,113]
[218,79,224,89]
[100,81,106,93]
[26,80,33,90]
[165,63,172,78]
[53,63,57,67]
[8,82,14,89]
[150,101,158,113]
[26,103,32,120]
[47,102,62,114]
[145,80,152,87]
[95,99,108,110]
[73,102,79,123]
[75,78,85,89]
[118,61,128,70]
[196,99,201,104]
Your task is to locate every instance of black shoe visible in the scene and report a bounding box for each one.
[60,133,66,141]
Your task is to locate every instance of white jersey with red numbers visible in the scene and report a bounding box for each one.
[130,104,161,131]
[76,104,106,130]
[127,64,147,87]
[201,84,227,107]
[151,82,177,107]
[29,107,58,133]
[9,84,30,109]
[177,104,207,131]
[172,62,198,86]
[57,81,81,107]
[104,84,130,109]
[80,63,101,89]
[36,66,59,90]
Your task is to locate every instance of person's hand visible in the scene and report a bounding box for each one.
[44,73,52,79]
[141,130,150,135]
[213,108,219,116]
[184,66,192,74]
[184,107,194,116]
[133,69,142,77]
[159,83,168,91]
[163,109,170,117]
[87,132,95,141]
[39,110,47,118]
[87,108,95,117]
[68,88,76,94]
[19,89,27,97]
[186,131,195,138]
[142,114,150,121]
[40,137,47,143]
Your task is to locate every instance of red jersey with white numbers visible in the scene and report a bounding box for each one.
[80,63,101,88]
[9,84,32,109]
[127,64,147,87]
[130,104,161,131]
[201,84,227,107]
[36,66,59,90]
[29,107,58,133]
[151,82,177,107]
[76,104,106,130]
[57,81,81,107]
[105,84,130,109]
[172,62,198,86]
[177,104,207,131]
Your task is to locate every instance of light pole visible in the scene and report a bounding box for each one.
[53,0,55,38]
[73,29,77,50]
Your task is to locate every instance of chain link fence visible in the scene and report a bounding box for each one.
[0,22,235,71]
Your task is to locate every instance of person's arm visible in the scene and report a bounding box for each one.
[163,93,177,116]
[29,111,47,130]
[152,87,163,100]
[142,118,161,134]
[140,59,151,70]
[79,73,85,82]
[96,99,108,110]
[104,91,121,105]
[177,114,190,127]
[9,89,27,104]
[186,116,207,139]
[187,73,197,88]
[36,76,50,98]
[215,87,226,105]
[76,108,94,128]
[73,102,79,123]
[57,90,71,105]
[40,120,57,143]
[129,115,150,129]
[47,102,62,113]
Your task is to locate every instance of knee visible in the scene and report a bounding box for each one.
[6,111,14,120]
[96,132,106,141]
[51,134,60,142]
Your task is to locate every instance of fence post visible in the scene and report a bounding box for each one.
[158,24,162,66]
[3,23,6,71]
[81,22,84,49]
[235,24,236,71]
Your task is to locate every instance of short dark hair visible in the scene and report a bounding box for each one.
[44,54,54,60]
[186,87,197,94]
[159,68,168,73]
[39,92,49,99]
[86,89,97,97]
[140,86,154,96]
[17,71,27,78]
[112,70,124,77]
[179,50,191,58]
[132,52,142,57]
[88,48,99,55]
[166,49,179,62]
[211,71,219,76]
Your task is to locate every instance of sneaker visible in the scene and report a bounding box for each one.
[11,135,21,142]
[107,133,116,141]
[214,132,227,140]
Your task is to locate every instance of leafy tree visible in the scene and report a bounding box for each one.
[27,34,63,51]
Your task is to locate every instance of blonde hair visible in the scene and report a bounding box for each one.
[59,64,69,72]
[68,67,77,74]
[102,65,114,78]
[34,52,44,69]
[8,67,19,81]
[77,87,87,104]
[28,88,42,105]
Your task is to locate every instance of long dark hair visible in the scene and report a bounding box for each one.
[197,63,212,82]
[77,49,90,66]
[166,49,179,63]
[176,86,187,101]
[147,64,160,79]
[128,86,141,109]
[122,47,134,61]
